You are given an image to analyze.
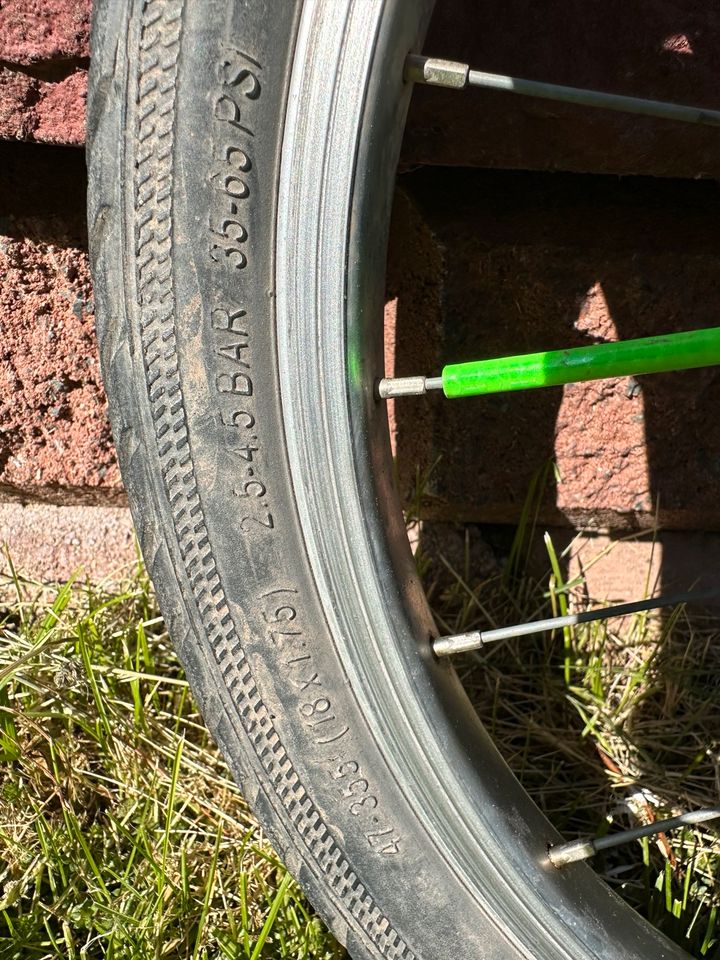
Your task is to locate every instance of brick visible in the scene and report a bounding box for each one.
[385,190,444,499]
[397,167,720,531]
[0,502,135,585]
[0,0,90,64]
[404,0,720,180]
[0,142,120,503]
[0,1,89,145]
[0,66,86,144]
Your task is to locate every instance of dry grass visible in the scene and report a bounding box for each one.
[420,518,720,958]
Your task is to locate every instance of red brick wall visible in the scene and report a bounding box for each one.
[0,2,116,506]
[2,0,719,533]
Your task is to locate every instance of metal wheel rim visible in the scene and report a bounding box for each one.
[276,1,690,956]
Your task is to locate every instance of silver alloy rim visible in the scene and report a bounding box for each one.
[275,1,690,956]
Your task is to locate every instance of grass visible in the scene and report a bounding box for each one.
[1,504,719,958]
[0,559,344,960]
[419,513,720,958]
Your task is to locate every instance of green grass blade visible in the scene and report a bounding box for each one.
[249,870,293,960]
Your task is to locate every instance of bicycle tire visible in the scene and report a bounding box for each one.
[87,1,690,957]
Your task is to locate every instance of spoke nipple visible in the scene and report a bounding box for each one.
[547,839,596,868]
[378,376,430,399]
[404,54,469,89]
[433,632,484,656]
[377,375,426,399]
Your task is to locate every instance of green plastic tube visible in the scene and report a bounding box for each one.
[441,326,720,398]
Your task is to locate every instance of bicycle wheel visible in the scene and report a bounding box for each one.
[87,1,690,956]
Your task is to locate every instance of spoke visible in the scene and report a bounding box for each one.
[379,326,720,400]
[406,54,720,127]
[432,589,719,657]
[548,808,720,867]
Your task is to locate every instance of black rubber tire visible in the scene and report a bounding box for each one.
[87,3,690,959]
[87,3,460,958]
